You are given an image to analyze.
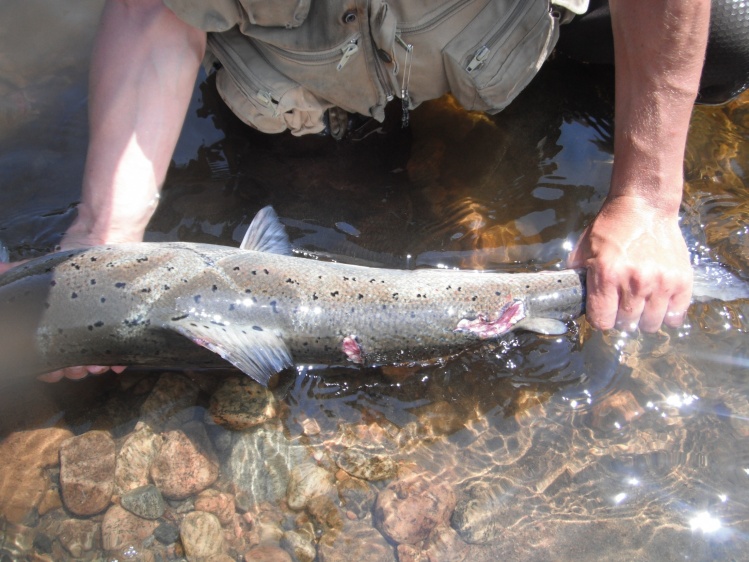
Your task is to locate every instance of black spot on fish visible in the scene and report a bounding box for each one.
[252,326,263,331]
[171,314,188,321]
[446,285,452,290]
[88,325,94,331]
[106,262,114,268]
[71,263,80,270]
[313,293,318,300]
[343,276,349,281]
[50,280,56,287]
[245,289,252,294]
[90,279,96,285]
[370,278,376,283]
[472,296,478,301]
[457,287,462,292]
[270,300,278,313]
[331,291,339,297]
[358,294,364,300]
[410,312,416,318]
[228,304,236,311]
[115,282,126,289]
[382,304,387,310]
[164,284,170,291]
[194,295,202,304]
[233,266,240,271]
[251,270,257,275]
[212,285,218,292]
[94,321,104,328]
[141,288,151,293]
[100,297,106,303]
[392,293,399,300]
[526,285,530,289]
[557,279,562,283]
[264,269,269,275]
[71,292,78,299]
[136,256,148,263]
[90,257,97,262]
[495,291,501,296]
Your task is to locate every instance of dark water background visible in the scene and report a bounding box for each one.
[2,1,749,560]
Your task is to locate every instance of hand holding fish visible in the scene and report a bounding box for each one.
[569,195,693,333]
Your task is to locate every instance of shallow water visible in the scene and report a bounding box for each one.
[2,1,749,560]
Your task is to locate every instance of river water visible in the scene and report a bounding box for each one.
[1,2,749,561]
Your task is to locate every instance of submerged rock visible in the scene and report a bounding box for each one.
[150,422,219,500]
[374,471,456,545]
[194,489,236,527]
[337,476,377,520]
[243,545,293,562]
[59,430,116,516]
[180,511,224,560]
[0,427,72,524]
[120,484,166,520]
[57,518,99,558]
[287,462,336,511]
[137,372,200,431]
[101,504,158,552]
[208,375,277,430]
[114,426,163,495]
[318,521,395,562]
[280,530,316,562]
[225,424,307,508]
[335,449,397,481]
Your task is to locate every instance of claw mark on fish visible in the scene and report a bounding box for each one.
[454,300,526,339]
[342,335,364,364]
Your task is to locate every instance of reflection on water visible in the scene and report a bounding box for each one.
[2,1,749,560]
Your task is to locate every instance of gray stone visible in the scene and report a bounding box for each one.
[115,427,163,495]
[120,484,166,520]
[138,372,200,431]
[153,522,180,545]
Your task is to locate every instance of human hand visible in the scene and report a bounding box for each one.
[568,195,693,333]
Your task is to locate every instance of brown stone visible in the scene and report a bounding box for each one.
[59,430,116,516]
[243,545,293,562]
[101,504,158,551]
[374,471,456,545]
[180,511,224,560]
[150,422,219,500]
[195,489,236,527]
[0,427,72,523]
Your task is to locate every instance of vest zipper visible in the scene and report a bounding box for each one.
[465,0,532,72]
[260,33,363,68]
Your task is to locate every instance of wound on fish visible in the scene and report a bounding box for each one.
[454,300,526,339]
[342,335,364,364]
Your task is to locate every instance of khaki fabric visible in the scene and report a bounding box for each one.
[164,0,567,135]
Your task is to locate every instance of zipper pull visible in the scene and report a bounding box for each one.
[466,46,490,72]
[337,41,359,71]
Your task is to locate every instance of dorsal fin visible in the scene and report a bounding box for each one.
[240,206,292,255]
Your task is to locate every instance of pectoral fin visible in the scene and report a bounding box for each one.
[515,318,569,335]
[168,320,293,386]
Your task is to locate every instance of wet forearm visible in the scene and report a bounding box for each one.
[66,0,206,246]
[608,0,710,215]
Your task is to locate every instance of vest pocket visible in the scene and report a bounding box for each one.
[442,0,559,113]
[208,30,333,136]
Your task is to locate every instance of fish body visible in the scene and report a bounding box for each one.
[0,208,585,385]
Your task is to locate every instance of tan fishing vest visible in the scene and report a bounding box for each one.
[163,0,588,136]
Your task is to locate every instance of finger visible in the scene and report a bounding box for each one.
[584,267,620,331]
[664,287,692,328]
[639,293,670,333]
[37,370,65,383]
[615,295,646,333]
[62,366,92,380]
[110,366,127,374]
